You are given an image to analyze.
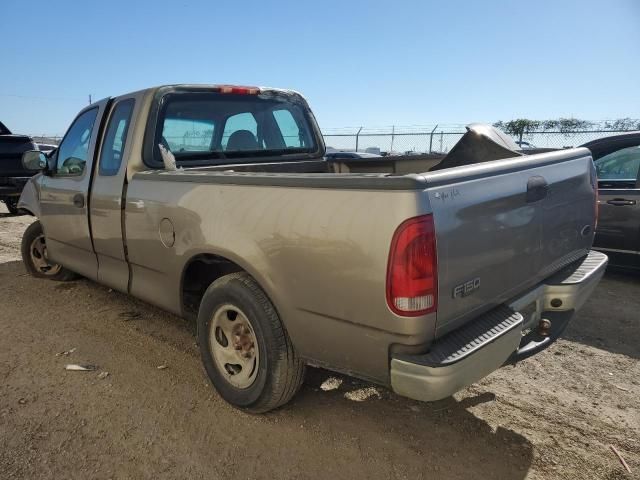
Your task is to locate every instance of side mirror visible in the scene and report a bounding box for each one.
[22,150,48,172]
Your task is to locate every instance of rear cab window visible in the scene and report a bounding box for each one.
[222,112,258,150]
[162,104,215,154]
[273,109,303,148]
[148,89,319,167]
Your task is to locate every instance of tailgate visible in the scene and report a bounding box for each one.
[425,148,596,335]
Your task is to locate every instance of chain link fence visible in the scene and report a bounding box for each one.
[30,124,637,154]
[322,124,638,155]
[31,135,63,146]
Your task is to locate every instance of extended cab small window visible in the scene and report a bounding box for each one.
[153,91,317,166]
[99,99,135,176]
[56,108,98,176]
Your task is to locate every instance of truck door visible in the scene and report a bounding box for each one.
[38,100,110,279]
[89,96,137,292]
[594,144,640,268]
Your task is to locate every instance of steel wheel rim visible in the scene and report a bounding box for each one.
[209,304,260,389]
[30,234,62,276]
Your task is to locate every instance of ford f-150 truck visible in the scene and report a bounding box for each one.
[18,84,607,413]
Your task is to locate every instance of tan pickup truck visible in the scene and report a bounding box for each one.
[18,84,607,412]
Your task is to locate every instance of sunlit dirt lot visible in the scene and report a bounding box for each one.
[1,206,638,479]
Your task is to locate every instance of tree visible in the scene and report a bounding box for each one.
[495,117,640,139]
[603,118,640,131]
[494,117,597,139]
[493,119,541,142]
[541,118,594,135]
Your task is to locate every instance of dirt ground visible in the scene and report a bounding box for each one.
[0,206,638,480]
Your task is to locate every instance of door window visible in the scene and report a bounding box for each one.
[595,145,640,181]
[99,99,135,175]
[56,108,99,176]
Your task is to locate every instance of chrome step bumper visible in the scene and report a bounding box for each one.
[390,250,608,402]
[542,250,608,312]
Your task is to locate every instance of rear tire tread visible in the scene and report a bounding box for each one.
[229,272,305,413]
[198,272,305,413]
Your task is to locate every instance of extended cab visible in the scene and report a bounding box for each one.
[18,85,606,412]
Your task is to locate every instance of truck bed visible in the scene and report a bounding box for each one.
[133,146,595,339]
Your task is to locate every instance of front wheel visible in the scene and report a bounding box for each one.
[21,221,77,281]
[197,272,305,413]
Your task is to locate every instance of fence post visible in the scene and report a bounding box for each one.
[439,131,443,152]
[429,124,438,153]
[355,127,362,152]
[390,125,395,153]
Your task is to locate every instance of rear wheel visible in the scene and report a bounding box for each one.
[197,272,305,413]
[21,221,77,281]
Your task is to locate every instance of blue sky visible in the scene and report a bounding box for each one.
[1,0,638,135]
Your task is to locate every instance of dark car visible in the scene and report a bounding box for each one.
[0,120,39,214]
[35,143,58,152]
[324,151,381,160]
[582,132,640,269]
[515,140,536,150]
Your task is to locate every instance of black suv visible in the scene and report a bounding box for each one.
[0,120,39,214]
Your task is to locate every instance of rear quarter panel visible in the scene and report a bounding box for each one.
[124,177,436,383]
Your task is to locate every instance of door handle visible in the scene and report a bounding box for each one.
[606,199,636,206]
[72,193,85,208]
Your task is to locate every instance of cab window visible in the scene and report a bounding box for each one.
[99,99,135,176]
[221,113,259,150]
[161,99,215,153]
[273,109,302,148]
[56,108,98,176]
[152,92,317,166]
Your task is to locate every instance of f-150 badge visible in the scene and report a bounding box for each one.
[453,278,480,298]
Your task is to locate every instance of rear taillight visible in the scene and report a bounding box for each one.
[386,214,438,316]
[214,85,260,95]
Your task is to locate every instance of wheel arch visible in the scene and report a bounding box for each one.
[17,178,41,217]
[179,251,280,325]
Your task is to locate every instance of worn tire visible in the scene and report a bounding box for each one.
[21,221,77,281]
[4,198,20,215]
[197,272,305,413]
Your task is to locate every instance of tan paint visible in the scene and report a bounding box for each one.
[90,92,146,292]
[124,178,436,382]
[24,85,595,389]
[19,85,432,384]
